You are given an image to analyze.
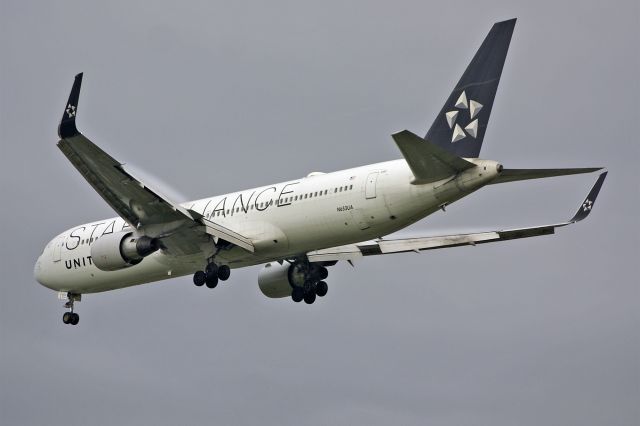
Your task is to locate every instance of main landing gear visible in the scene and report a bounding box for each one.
[193,262,231,289]
[290,262,329,305]
[61,292,81,325]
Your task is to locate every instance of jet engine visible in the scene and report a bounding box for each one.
[258,262,297,298]
[258,261,329,298]
[90,231,160,271]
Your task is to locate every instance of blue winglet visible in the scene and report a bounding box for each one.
[569,172,607,223]
[58,73,83,139]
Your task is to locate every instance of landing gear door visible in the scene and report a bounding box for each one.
[365,172,379,199]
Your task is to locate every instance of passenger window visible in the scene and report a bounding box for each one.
[334,188,337,193]
[324,190,328,195]
[350,185,353,190]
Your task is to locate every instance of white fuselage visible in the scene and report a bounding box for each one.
[34,158,500,294]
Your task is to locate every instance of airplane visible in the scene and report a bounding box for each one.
[35,18,607,325]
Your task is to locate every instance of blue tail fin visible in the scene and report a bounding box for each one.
[425,19,516,158]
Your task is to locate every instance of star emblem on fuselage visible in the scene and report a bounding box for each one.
[444,91,482,143]
[66,104,76,118]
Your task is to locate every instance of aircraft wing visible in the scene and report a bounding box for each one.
[308,172,606,262]
[57,73,254,254]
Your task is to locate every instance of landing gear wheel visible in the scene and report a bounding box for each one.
[316,281,328,297]
[193,271,206,286]
[291,287,304,303]
[205,263,218,276]
[217,265,231,281]
[70,313,80,325]
[318,267,328,280]
[62,312,72,324]
[303,292,316,304]
[205,274,218,288]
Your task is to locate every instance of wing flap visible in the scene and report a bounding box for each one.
[194,214,255,253]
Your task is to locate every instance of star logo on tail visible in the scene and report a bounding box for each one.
[444,91,482,143]
[65,104,76,118]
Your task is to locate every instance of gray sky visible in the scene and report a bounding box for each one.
[1,1,638,425]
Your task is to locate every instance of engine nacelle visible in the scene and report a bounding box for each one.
[90,231,160,271]
[258,262,329,298]
[258,263,295,298]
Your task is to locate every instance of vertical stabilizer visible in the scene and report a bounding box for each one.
[425,19,516,158]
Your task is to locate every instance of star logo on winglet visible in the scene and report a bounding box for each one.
[444,91,483,143]
[66,104,76,118]
[582,199,593,212]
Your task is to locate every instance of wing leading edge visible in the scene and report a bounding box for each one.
[308,172,607,262]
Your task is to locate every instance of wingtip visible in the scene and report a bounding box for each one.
[569,171,607,223]
[58,73,84,139]
[494,18,517,28]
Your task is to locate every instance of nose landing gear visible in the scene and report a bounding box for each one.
[61,292,81,325]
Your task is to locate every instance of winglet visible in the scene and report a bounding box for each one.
[58,73,83,139]
[569,172,607,223]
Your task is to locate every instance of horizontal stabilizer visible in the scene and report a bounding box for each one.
[392,130,475,184]
[490,167,603,184]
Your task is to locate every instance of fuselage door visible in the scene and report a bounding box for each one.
[365,172,379,199]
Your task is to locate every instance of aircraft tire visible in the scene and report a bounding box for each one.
[205,263,218,276]
[316,281,328,297]
[292,287,304,303]
[193,271,206,286]
[205,274,218,289]
[303,292,316,305]
[217,265,231,281]
[318,267,328,280]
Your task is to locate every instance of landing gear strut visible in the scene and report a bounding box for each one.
[61,292,81,325]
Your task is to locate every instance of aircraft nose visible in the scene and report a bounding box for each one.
[34,256,45,285]
[33,254,55,290]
